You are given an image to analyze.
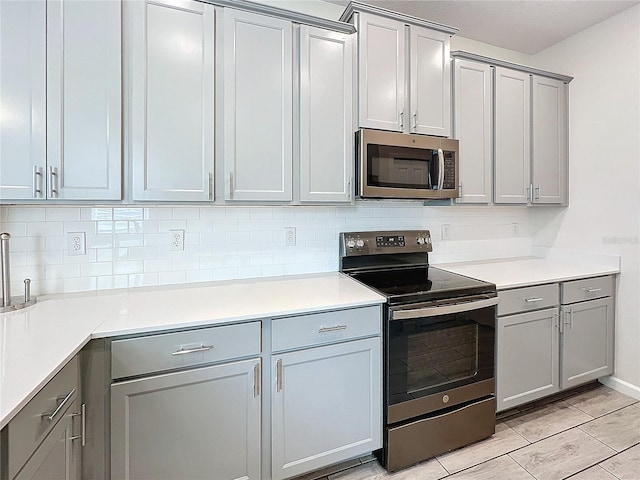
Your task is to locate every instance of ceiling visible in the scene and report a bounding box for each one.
[324,0,638,54]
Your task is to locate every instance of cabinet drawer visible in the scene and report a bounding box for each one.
[562,276,614,304]
[272,306,381,352]
[8,356,79,480]
[498,283,559,316]
[111,321,261,379]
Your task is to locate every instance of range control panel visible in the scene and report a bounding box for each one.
[340,230,432,256]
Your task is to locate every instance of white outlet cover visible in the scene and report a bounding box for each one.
[67,232,86,256]
[284,227,296,247]
[170,229,185,251]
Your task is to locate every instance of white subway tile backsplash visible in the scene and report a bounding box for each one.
[5,204,537,296]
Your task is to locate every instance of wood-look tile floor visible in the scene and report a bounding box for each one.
[294,384,640,480]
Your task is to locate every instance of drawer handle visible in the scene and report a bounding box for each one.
[582,287,602,293]
[524,297,544,303]
[276,359,283,392]
[318,325,348,333]
[70,403,86,446]
[171,344,213,356]
[42,389,76,422]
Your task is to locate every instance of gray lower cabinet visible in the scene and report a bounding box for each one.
[497,307,560,411]
[110,358,261,480]
[14,401,81,480]
[271,337,381,480]
[496,275,615,412]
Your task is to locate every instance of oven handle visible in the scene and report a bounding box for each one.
[390,297,498,320]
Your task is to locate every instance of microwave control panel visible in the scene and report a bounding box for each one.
[442,152,456,190]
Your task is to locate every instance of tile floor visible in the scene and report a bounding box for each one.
[294,384,640,480]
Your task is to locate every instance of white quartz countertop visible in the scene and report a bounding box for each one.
[0,272,385,429]
[436,253,620,290]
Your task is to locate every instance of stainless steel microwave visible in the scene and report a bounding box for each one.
[356,129,459,200]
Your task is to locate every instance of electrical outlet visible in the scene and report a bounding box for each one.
[441,224,451,241]
[169,230,184,251]
[284,227,296,247]
[67,232,86,256]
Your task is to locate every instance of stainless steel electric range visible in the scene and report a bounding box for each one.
[340,230,498,472]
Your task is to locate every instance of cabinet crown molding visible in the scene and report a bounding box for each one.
[340,1,458,35]
[451,50,574,83]
[202,0,356,34]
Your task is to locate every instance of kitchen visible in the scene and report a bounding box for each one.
[0,0,638,479]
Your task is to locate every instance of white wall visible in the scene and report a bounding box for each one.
[531,5,640,392]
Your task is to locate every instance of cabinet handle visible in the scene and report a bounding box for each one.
[228,173,234,200]
[552,312,560,330]
[347,178,352,201]
[171,344,213,356]
[33,166,43,198]
[49,166,58,197]
[582,287,602,293]
[276,359,283,392]
[412,112,417,132]
[535,184,541,200]
[42,388,76,422]
[253,362,261,398]
[70,403,86,446]
[399,111,404,130]
[208,172,213,200]
[527,183,534,203]
[564,308,574,330]
[318,325,347,333]
[459,183,463,197]
[524,297,544,303]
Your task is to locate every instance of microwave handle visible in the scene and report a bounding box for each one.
[437,148,445,190]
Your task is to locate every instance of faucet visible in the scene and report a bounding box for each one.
[0,232,35,313]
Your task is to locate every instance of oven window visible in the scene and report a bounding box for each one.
[367,144,437,190]
[387,306,495,405]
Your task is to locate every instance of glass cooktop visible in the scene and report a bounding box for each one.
[349,266,496,304]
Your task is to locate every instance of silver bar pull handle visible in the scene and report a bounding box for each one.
[412,112,417,132]
[524,297,544,303]
[582,287,602,293]
[49,166,58,197]
[399,111,404,130]
[437,148,445,190]
[318,325,347,333]
[347,178,352,201]
[253,362,261,398]
[208,172,213,200]
[171,344,213,356]
[33,166,43,197]
[552,312,560,330]
[42,389,76,422]
[70,403,86,446]
[227,172,234,200]
[535,184,541,200]
[276,359,283,392]
[564,308,573,330]
[459,183,463,197]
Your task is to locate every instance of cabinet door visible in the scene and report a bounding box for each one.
[46,0,121,200]
[271,337,381,480]
[111,359,261,480]
[453,59,492,203]
[130,0,215,201]
[494,67,531,204]
[532,76,567,205]
[14,401,81,480]
[409,26,450,136]
[356,13,405,132]
[497,308,560,411]
[223,9,292,201]
[0,0,46,200]
[299,26,353,203]
[561,298,614,389]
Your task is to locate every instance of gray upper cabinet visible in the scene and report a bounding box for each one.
[0,0,121,202]
[531,75,567,205]
[129,0,215,202]
[298,25,353,203]
[494,66,531,204]
[223,9,293,202]
[453,58,493,203]
[350,7,454,137]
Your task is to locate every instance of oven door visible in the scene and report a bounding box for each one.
[387,295,497,423]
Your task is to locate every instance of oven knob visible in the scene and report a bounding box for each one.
[355,239,365,248]
[346,238,356,249]
[442,394,450,404]
[417,236,426,245]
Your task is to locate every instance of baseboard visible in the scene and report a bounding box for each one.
[599,376,640,400]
